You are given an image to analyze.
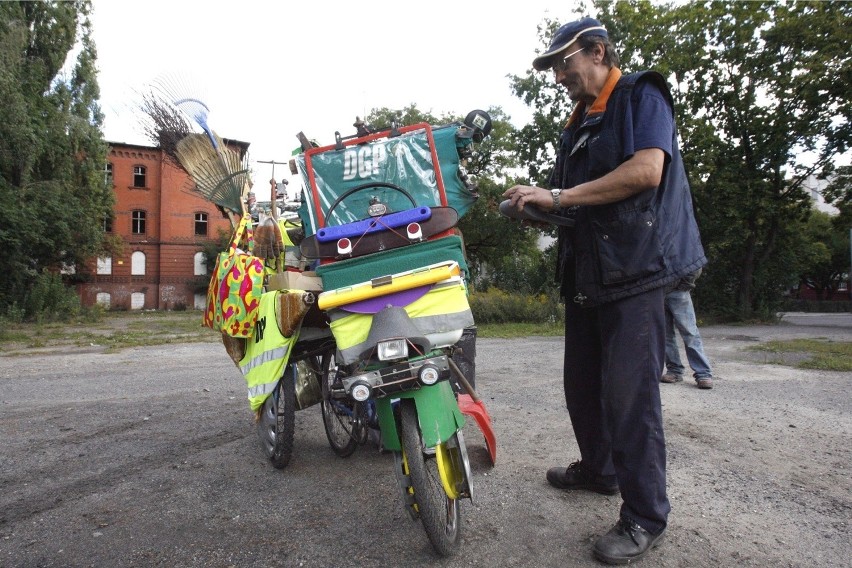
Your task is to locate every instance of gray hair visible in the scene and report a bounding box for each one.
[578,35,620,68]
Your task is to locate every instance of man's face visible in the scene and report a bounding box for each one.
[552,45,595,103]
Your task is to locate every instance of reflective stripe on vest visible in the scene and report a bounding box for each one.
[241,345,290,375]
[240,291,299,411]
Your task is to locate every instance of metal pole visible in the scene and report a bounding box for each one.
[257,160,289,221]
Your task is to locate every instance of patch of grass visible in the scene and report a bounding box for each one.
[747,339,852,371]
[6,310,847,374]
[0,330,31,343]
[477,322,564,339]
[0,310,219,355]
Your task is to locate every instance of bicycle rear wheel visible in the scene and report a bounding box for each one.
[320,350,365,457]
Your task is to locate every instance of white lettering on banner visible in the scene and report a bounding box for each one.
[342,151,357,180]
[358,146,371,178]
[342,144,387,181]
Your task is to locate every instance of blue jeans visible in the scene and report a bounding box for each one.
[664,290,712,379]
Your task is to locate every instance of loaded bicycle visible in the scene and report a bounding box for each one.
[206,112,496,556]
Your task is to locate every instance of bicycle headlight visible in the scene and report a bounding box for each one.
[377,339,408,361]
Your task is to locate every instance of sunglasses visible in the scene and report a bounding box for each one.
[552,47,585,74]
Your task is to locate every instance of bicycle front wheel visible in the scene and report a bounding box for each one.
[399,399,460,557]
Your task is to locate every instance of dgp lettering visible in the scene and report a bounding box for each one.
[342,144,387,181]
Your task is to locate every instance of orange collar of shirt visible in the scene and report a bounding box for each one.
[565,67,623,129]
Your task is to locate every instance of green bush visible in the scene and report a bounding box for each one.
[22,272,82,323]
[78,303,106,323]
[2,302,25,324]
[469,288,564,324]
[780,299,851,313]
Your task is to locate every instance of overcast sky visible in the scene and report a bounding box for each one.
[90,0,571,184]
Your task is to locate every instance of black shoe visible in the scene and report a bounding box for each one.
[546,461,619,495]
[593,516,665,565]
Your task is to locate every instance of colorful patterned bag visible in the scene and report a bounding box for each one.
[203,214,265,337]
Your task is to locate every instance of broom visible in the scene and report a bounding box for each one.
[137,85,196,166]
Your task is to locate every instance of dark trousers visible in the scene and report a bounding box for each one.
[563,287,670,534]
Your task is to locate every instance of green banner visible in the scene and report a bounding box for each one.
[296,124,476,236]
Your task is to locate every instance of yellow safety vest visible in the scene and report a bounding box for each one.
[239,291,299,411]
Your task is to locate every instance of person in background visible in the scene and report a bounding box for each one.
[661,269,714,389]
[503,16,706,565]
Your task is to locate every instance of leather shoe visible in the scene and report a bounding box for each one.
[593,516,665,565]
[546,461,619,495]
[660,373,683,383]
[696,377,713,389]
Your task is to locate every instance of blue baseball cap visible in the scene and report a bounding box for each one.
[532,17,608,71]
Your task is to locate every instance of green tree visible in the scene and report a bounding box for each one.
[510,1,851,319]
[823,165,852,228]
[0,0,111,318]
[797,209,851,300]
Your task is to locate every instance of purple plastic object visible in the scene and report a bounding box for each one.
[338,285,433,314]
[316,207,432,242]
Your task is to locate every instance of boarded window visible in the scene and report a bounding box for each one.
[97,256,112,275]
[193,252,206,276]
[96,292,111,308]
[131,251,146,275]
[130,292,145,310]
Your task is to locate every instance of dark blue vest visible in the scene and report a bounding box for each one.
[551,71,706,306]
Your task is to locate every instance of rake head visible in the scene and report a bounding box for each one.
[175,133,249,215]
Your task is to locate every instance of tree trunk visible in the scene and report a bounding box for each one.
[739,233,756,319]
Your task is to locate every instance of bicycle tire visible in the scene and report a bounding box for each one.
[320,350,363,457]
[399,399,460,557]
[257,365,296,469]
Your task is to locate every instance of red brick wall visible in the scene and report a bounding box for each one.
[77,143,236,310]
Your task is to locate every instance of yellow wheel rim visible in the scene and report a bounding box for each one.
[435,442,461,500]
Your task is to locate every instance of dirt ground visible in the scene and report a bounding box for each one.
[0,314,849,567]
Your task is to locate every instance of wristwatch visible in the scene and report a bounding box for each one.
[550,188,561,210]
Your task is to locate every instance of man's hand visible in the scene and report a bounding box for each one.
[503,185,552,211]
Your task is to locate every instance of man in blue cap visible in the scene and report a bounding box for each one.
[504,16,707,565]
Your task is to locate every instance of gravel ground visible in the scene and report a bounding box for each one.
[0,314,850,567]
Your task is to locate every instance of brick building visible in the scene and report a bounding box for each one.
[76,140,248,310]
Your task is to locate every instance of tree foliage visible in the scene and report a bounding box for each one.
[0,0,111,318]
[510,0,851,319]
[798,210,851,299]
